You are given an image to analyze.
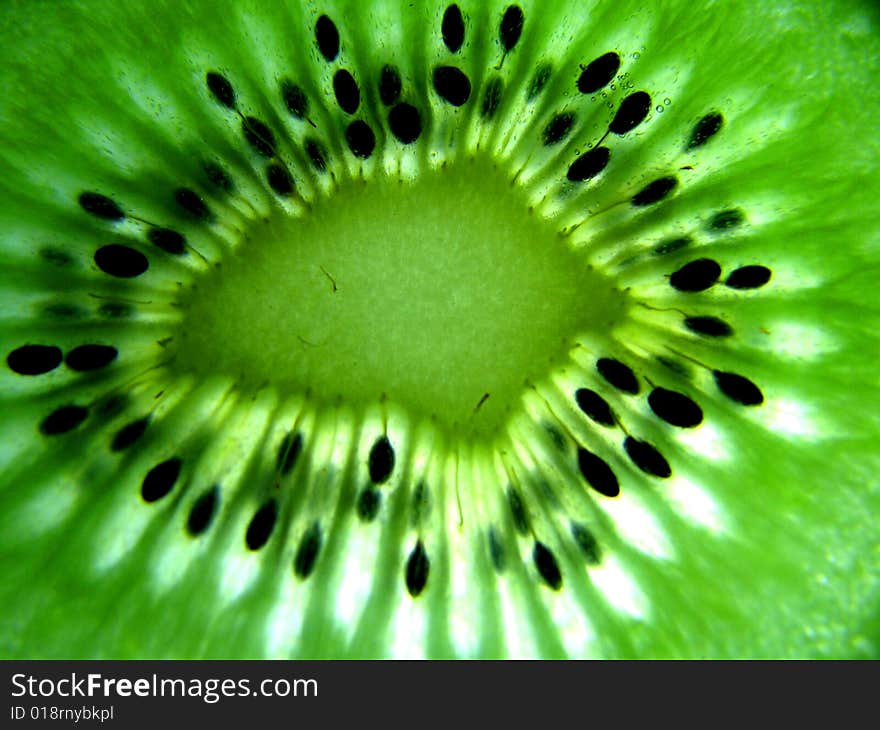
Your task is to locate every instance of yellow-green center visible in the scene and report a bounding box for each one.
[173,157,628,435]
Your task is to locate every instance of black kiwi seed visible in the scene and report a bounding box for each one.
[78,192,124,221]
[315,14,340,62]
[205,71,235,108]
[487,527,506,572]
[333,69,360,114]
[277,431,304,475]
[687,111,724,149]
[654,236,691,256]
[670,258,722,292]
[7,344,63,375]
[533,541,562,590]
[441,5,465,53]
[609,91,651,135]
[631,176,678,207]
[111,417,149,452]
[94,244,149,278]
[241,117,277,158]
[388,103,422,144]
[507,486,530,535]
[405,540,430,597]
[726,265,772,289]
[708,208,744,231]
[368,436,395,484]
[141,457,183,503]
[281,80,309,119]
[43,304,82,319]
[174,188,212,221]
[203,161,234,192]
[577,447,620,497]
[379,64,402,106]
[266,163,294,196]
[39,249,73,267]
[577,51,621,94]
[713,370,765,406]
[433,66,471,106]
[481,77,503,119]
[527,63,552,100]
[648,387,704,428]
[305,139,328,171]
[293,522,323,579]
[596,357,640,394]
[65,344,118,372]
[186,486,219,537]
[571,522,601,565]
[346,120,376,159]
[148,228,186,255]
[566,146,610,182]
[574,388,616,427]
[684,315,733,337]
[39,405,89,436]
[356,486,382,521]
[499,5,524,52]
[542,112,574,146]
[245,499,278,551]
[623,436,672,478]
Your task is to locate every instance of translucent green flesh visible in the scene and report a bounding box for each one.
[0,0,878,660]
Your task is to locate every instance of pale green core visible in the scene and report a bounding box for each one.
[173,157,628,435]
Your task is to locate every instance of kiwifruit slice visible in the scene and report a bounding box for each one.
[0,0,878,659]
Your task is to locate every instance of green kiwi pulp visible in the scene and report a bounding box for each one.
[0,0,878,659]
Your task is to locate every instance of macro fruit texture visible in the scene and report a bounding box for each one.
[0,0,878,659]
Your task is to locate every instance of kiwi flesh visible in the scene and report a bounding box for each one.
[0,0,878,659]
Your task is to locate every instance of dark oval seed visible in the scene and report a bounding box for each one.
[174,188,212,220]
[709,208,744,231]
[481,77,503,118]
[315,14,340,61]
[687,111,723,149]
[571,522,601,565]
[357,486,382,521]
[684,316,733,337]
[654,236,691,256]
[95,244,148,278]
[203,161,234,192]
[648,387,703,428]
[141,458,182,503]
[433,66,471,106]
[40,405,88,436]
[379,64,402,106]
[7,344,63,375]
[277,431,304,475]
[527,63,552,100]
[596,357,639,394]
[346,120,376,159]
[632,176,678,207]
[623,436,671,478]
[305,139,328,171]
[148,228,186,255]
[542,112,574,146]
[726,265,772,290]
[713,370,764,406]
[186,486,219,537]
[294,522,323,579]
[487,527,506,573]
[333,69,360,114]
[609,91,651,135]
[66,344,117,372]
[281,80,309,119]
[577,447,620,497]
[500,5,524,52]
[533,541,562,590]
[574,388,615,427]
[368,436,395,483]
[405,540,430,597]
[577,51,621,94]
[670,258,722,292]
[111,417,149,452]
[388,103,422,144]
[206,71,235,108]
[507,487,529,535]
[78,192,124,221]
[242,117,276,158]
[245,500,278,551]
[441,5,465,53]
[567,146,610,182]
[266,163,294,196]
